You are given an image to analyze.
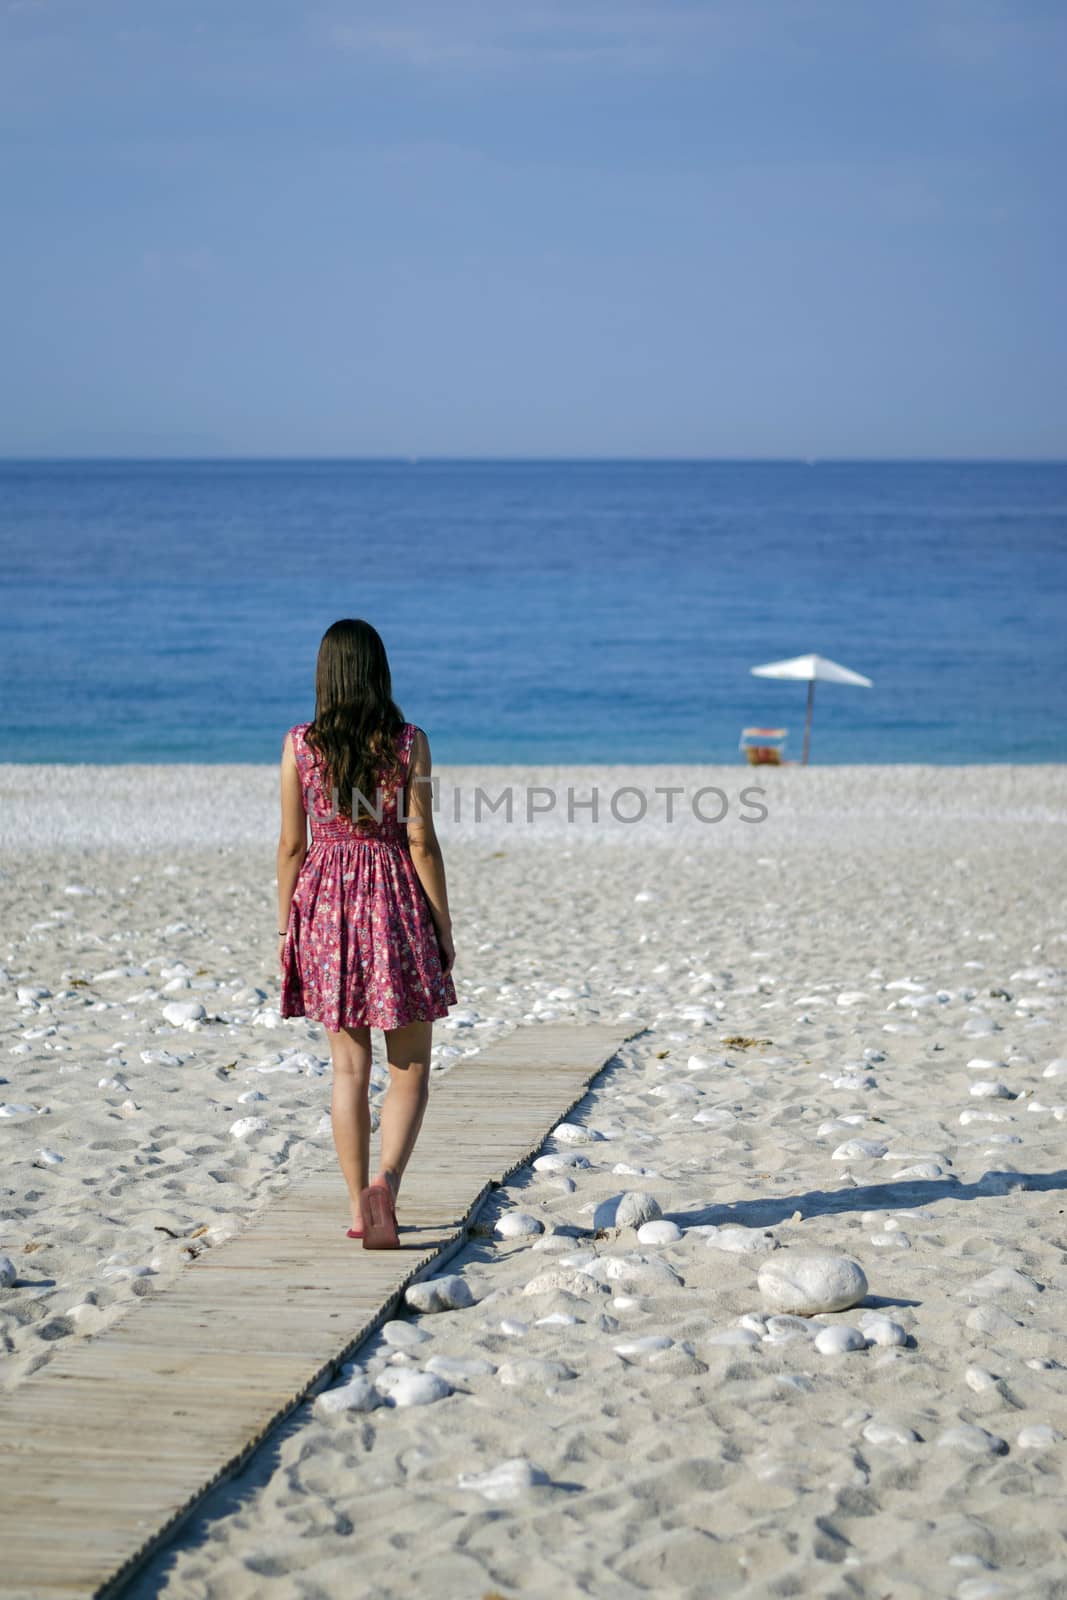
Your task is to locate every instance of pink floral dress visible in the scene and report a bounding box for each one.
[279,721,457,1032]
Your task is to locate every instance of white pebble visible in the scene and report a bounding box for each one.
[494,1212,544,1239]
[35,1148,63,1166]
[65,1302,103,1332]
[381,1320,431,1348]
[531,1234,572,1253]
[814,1325,867,1355]
[706,1327,762,1348]
[832,1140,888,1160]
[819,1117,864,1136]
[758,1251,868,1316]
[552,1122,603,1144]
[762,1314,815,1344]
[936,1423,1008,1456]
[862,1419,920,1446]
[0,1254,17,1288]
[601,1252,682,1290]
[532,1151,590,1171]
[229,1116,268,1140]
[457,1458,550,1499]
[404,1273,475,1313]
[1017,1423,1062,1448]
[860,1317,908,1347]
[374,1369,452,1407]
[424,1355,496,1383]
[706,1226,778,1254]
[613,1335,673,1360]
[649,1080,701,1100]
[636,1219,682,1245]
[161,1001,206,1026]
[969,1081,1014,1099]
[315,1375,381,1415]
[965,1366,999,1393]
[956,1578,1009,1600]
[615,1191,662,1229]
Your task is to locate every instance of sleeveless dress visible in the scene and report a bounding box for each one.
[279,721,457,1031]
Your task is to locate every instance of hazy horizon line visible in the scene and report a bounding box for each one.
[3,453,1066,467]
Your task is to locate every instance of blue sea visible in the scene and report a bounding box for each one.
[1,459,1064,765]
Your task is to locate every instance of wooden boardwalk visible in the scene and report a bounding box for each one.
[0,1022,638,1600]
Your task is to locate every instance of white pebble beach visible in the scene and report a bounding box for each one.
[1,761,1066,1599]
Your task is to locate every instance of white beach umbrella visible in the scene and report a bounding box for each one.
[750,653,873,765]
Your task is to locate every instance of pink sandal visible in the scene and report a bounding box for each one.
[346,1227,363,1239]
[359,1178,399,1249]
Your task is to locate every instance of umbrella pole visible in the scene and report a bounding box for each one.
[802,680,815,765]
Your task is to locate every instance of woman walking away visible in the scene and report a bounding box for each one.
[276,619,456,1248]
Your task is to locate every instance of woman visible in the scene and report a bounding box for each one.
[277,619,456,1248]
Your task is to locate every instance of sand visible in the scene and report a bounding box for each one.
[1,763,1066,1599]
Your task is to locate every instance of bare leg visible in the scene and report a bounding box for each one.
[324,1024,373,1229]
[376,1020,432,1199]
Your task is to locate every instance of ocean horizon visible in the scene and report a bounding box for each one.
[3,457,1065,766]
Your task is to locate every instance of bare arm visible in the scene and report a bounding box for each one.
[405,727,454,975]
[277,732,308,941]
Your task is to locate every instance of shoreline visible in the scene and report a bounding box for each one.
[2,762,1066,853]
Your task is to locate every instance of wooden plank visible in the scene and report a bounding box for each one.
[0,1022,638,1600]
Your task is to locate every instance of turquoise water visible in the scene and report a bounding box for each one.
[1,459,1064,763]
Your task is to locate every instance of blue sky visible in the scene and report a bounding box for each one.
[2,0,1065,457]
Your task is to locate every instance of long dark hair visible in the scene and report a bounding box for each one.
[304,620,405,821]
